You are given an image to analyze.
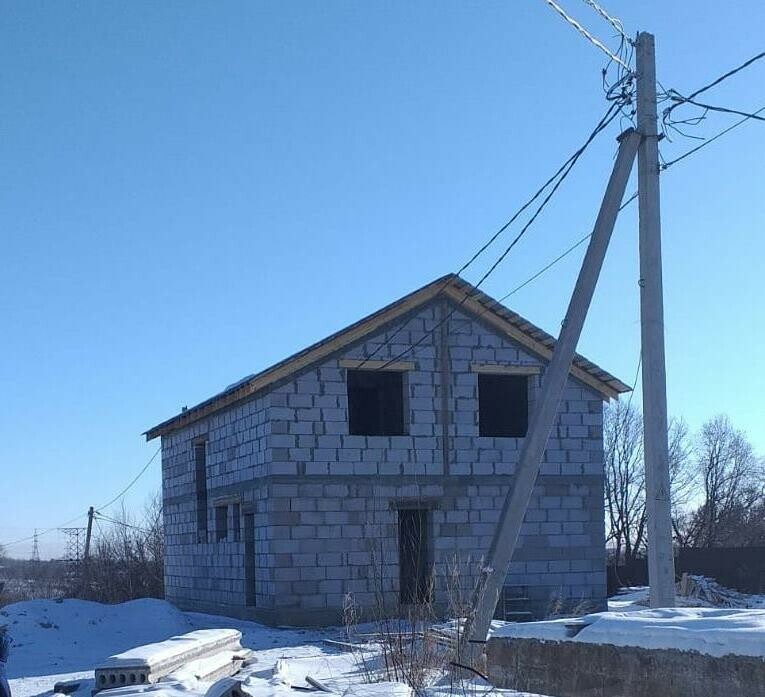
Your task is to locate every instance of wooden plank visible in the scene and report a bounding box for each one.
[211,495,241,506]
[470,363,542,375]
[338,359,415,371]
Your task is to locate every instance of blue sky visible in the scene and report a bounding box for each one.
[2,1,763,558]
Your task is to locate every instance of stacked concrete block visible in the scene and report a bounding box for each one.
[161,299,608,624]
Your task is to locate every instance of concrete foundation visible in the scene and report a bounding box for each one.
[485,636,765,697]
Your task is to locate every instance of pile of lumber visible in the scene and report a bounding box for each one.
[677,573,750,608]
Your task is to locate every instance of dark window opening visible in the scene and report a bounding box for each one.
[478,373,529,437]
[232,503,241,542]
[347,369,405,436]
[399,508,432,604]
[215,505,228,542]
[244,513,256,606]
[194,440,208,542]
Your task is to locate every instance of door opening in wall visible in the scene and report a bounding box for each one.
[398,508,432,604]
[215,505,228,542]
[244,512,256,607]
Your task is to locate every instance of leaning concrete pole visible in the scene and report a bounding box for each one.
[465,129,641,643]
[635,31,676,608]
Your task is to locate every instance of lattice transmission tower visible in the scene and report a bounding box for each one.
[59,527,86,563]
[30,529,41,562]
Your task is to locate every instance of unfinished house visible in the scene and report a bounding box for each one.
[146,275,629,626]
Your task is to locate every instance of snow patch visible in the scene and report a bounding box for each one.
[492,607,765,658]
[1,598,195,679]
[103,628,241,667]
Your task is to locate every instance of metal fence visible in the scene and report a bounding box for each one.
[608,546,765,596]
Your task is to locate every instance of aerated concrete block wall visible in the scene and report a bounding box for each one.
[161,299,607,625]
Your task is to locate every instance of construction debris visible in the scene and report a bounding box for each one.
[676,574,753,608]
[94,629,248,692]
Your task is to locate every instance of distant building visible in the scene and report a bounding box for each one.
[146,275,629,626]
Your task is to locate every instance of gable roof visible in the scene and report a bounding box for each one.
[145,274,630,440]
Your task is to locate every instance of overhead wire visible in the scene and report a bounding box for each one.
[374,99,628,371]
[357,95,630,369]
[0,446,162,551]
[666,98,765,124]
[661,49,765,140]
[663,50,765,124]
[474,102,623,289]
[580,0,629,42]
[661,106,765,169]
[505,78,758,302]
[96,446,161,512]
[496,191,638,303]
[542,0,630,69]
[93,511,153,535]
[357,3,634,371]
[1,513,88,550]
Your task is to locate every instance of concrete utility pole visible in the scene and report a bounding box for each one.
[464,129,641,643]
[84,506,95,561]
[635,31,676,608]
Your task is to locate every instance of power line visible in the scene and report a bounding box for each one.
[374,102,626,371]
[474,102,623,289]
[667,97,765,124]
[503,80,759,301]
[625,351,642,413]
[93,511,152,534]
[357,98,628,369]
[0,446,162,551]
[496,191,638,303]
[499,233,592,301]
[662,49,765,129]
[96,446,161,512]
[666,50,765,115]
[580,0,630,43]
[542,0,630,69]
[1,512,87,551]
[661,105,765,169]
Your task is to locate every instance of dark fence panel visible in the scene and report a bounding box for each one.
[607,559,648,596]
[677,547,765,594]
[608,547,765,596]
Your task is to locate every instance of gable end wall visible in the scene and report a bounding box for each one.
[161,299,606,623]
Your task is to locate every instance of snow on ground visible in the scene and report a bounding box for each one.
[103,628,241,667]
[607,586,650,612]
[2,599,338,697]
[13,587,764,697]
[492,606,765,658]
[607,583,765,612]
[1,599,544,697]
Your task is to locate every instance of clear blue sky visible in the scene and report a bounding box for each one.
[2,2,763,559]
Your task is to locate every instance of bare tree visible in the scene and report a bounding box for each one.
[603,401,645,564]
[684,415,760,548]
[604,403,694,562]
[667,418,694,546]
[84,493,164,602]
